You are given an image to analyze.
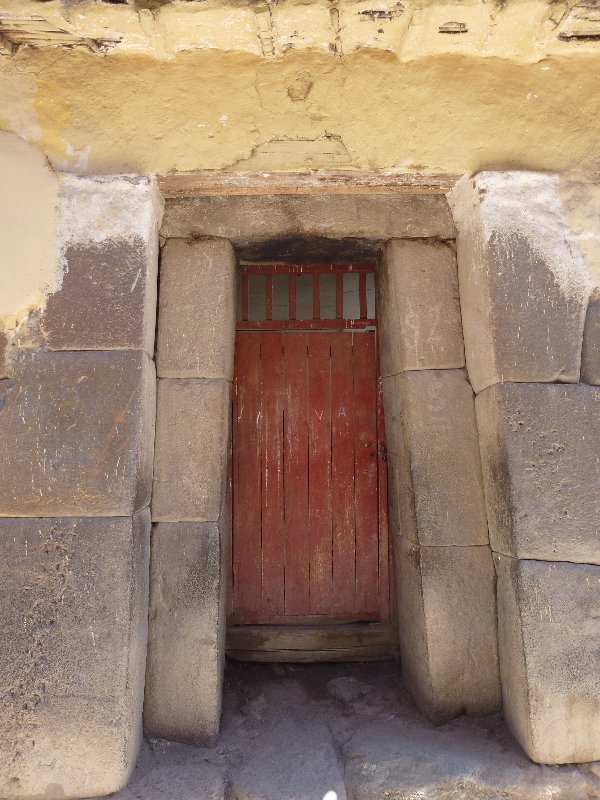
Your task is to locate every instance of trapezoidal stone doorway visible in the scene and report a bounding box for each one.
[143,184,501,749]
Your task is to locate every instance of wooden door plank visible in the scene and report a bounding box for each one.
[227,623,398,651]
[227,646,396,663]
[283,333,310,615]
[353,332,380,617]
[232,333,263,621]
[330,333,356,616]
[260,332,285,616]
[377,367,392,623]
[307,333,333,615]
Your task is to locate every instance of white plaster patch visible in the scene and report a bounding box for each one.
[473,171,594,304]
[56,174,164,291]
[0,132,58,325]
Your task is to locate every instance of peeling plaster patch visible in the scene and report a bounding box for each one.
[231,135,353,171]
[470,172,594,303]
[55,174,163,291]
[0,132,58,327]
[287,71,313,101]
[560,179,600,286]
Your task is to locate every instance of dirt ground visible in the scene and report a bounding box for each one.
[104,661,600,800]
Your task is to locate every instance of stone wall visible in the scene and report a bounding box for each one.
[0,174,162,797]
[144,237,236,746]
[378,239,501,723]
[3,161,600,800]
[450,172,600,764]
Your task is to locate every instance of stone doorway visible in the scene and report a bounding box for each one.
[144,182,500,748]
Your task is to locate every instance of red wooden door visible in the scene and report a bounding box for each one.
[229,264,392,628]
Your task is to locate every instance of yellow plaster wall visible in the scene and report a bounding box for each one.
[0,46,599,178]
[2,0,600,331]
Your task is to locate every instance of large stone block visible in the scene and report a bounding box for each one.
[144,521,226,745]
[152,379,230,522]
[0,351,155,517]
[378,240,464,377]
[450,172,593,394]
[156,238,236,380]
[161,194,455,243]
[382,370,488,547]
[477,382,600,564]
[43,174,162,353]
[396,538,501,723]
[495,555,600,764]
[0,510,150,798]
[581,287,600,385]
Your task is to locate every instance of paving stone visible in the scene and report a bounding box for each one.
[378,240,464,376]
[450,172,593,394]
[145,521,226,746]
[161,193,455,242]
[228,708,347,800]
[43,174,161,353]
[396,538,501,723]
[581,287,600,385]
[477,381,600,564]
[344,715,600,800]
[495,555,600,764]
[382,369,488,547]
[156,238,236,380]
[0,510,150,798]
[152,379,231,522]
[0,351,155,517]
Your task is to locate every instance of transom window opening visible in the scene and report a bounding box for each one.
[237,263,376,329]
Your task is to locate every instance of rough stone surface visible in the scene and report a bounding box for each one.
[382,369,488,547]
[450,172,593,394]
[0,330,7,379]
[161,194,455,242]
[0,510,150,799]
[477,381,600,564]
[99,663,600,800]
[581,288,600,385]
[378,239,464,377]
[43,174,162,353]
[395,537,501,724]
[152,379,231,522]
[145,521,226,746]
[156,238,236,380]
[495,555,600,765]
[0,351,155,517]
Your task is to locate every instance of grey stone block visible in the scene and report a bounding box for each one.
[144,521,225,745]
[450,173,593,394]
[495,555,600,764]
[396,538,501,723]
[581,288,600,385]
[152,379,231,522]
[477,382,600,564]
[43,174,161,353]
[0,351,155,517]
[382,370,489,547]
[156,238,236,380]
[378,240,464,377]
[0,510,150,798]
[161,194,455,242]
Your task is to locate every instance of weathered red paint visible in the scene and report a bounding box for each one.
[229,265,391,626]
